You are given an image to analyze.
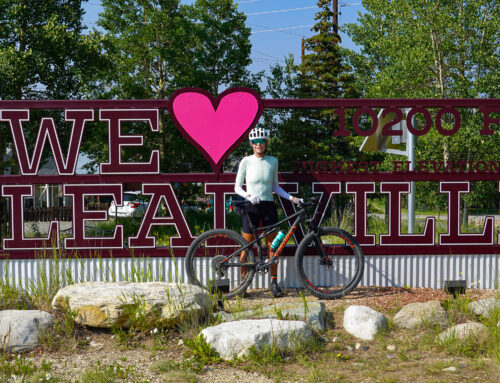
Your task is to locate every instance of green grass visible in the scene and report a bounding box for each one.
[0,355,55,383]
[151,360,200,382]
[411,294,500,362]
[183,334,221,366]
[75,361,143,383]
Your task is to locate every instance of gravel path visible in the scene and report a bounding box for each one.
[28,287,498,382]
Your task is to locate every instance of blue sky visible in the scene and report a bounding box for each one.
[82,0,365,76]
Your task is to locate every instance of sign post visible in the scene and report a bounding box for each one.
[359,108,416,233]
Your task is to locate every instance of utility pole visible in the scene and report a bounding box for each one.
[301,37,305,62]
[332,0,339,35]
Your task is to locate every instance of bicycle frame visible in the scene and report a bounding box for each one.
[222,201,327,272]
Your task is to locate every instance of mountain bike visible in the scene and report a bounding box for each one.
[185,197,364,299]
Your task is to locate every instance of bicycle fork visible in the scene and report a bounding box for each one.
[312,234,333,267]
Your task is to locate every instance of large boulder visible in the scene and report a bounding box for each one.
[0,310,53,353]
[393,300,448,329]
[439,321,488,342]
[201,319,313,360]
[468,298,500,317]
[343,305,388,340]
[52,282,211,328]
[216,302,326,331]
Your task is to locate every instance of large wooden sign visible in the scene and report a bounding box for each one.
[0,89,499,258]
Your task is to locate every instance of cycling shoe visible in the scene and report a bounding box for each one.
[270,282,283,298]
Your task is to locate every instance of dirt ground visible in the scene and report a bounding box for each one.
[27,287,500,383]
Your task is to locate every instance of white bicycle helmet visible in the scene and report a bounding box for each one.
[249,127,270,141]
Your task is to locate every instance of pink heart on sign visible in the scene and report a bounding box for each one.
[168,87,263,173]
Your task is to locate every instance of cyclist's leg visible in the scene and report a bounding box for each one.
[241,232,255,278]
[262,202,282,296]
[265,231,277,274]
[241,206,259,279]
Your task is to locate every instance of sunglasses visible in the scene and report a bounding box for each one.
[251,139,267,145]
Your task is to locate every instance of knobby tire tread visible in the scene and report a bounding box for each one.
[185,228,255,299]
[295,227,364,299]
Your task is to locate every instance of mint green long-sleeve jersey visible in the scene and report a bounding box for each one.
[235,155,279,202]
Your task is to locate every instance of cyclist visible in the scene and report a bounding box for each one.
[234,127,303,297]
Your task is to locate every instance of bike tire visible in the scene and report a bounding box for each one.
[295,227,364,299]
[185,228,255,299]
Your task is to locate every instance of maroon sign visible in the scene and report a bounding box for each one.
[0,90,499,259]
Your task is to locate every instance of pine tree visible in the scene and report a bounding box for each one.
[270,0,359,170]
[299,0,356,100]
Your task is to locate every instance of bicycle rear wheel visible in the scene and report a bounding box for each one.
[185,229,255,299]
[295,227,364,299]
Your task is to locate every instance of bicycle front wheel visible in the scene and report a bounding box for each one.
[295,227,364,299]
[185,229,255,299]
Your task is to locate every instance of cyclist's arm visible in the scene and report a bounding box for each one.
[273,183,294,201]
[272,159,293,201]
[234,158,250,199]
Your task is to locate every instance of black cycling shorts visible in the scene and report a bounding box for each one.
[242,201,278,234]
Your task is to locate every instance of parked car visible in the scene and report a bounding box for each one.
[108,192,147,217]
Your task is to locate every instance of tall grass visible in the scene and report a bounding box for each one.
[0,244,185,313]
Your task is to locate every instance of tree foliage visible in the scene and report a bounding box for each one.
[185,0,254,95]
[0,0,107,173]
[344,0,499,99]
[344,0,500,210]
[82,0,258,174]
[261,0,369,172]
[0,0,106,100]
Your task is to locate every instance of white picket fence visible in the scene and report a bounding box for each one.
[1,254,498,290]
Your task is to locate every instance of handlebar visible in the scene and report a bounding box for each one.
[297,196,320,208]
[232,196,319,208]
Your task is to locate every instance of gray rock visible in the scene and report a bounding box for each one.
[200,319,313,360]
[343,305,388,341]
[222,302,326,331]
[212,311,232,322]
[439,321,488,342]
[52,282,211,328]
[393,300,448,329]
[468,298,500,317]
[0,310,53,352]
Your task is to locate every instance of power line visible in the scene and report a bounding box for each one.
[253,49,282,61]
[252,58,283,66]
[246,6,316,16]
[248,22,311,36]
[340,2,362,6]
[238,0,265,4]
[252,55,283,64]
[252,24,313,34]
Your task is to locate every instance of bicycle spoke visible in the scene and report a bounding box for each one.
[186,229,255,298]
[296,227,364,299]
